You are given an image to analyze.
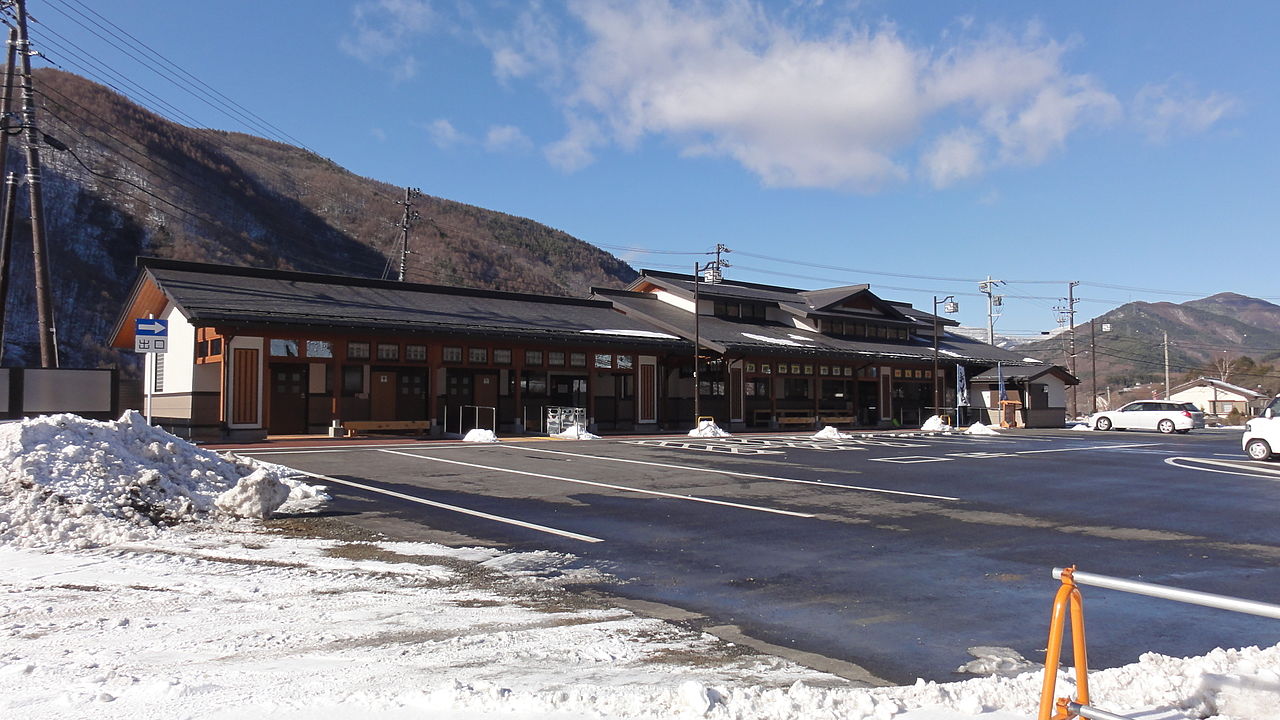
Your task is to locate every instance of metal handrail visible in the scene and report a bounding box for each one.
[1039,566,1280,720]
[1053,567,1280,620]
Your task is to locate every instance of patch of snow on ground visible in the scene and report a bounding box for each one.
[0,411,325,549]
[1071,421,1094,431]
[963,422,1001,436]
[462,428,499,443]
[689,420,732,437]
[921,415,953,432]
[552,426,601,440]
[956,646,1041,677]
[812,426,850,440]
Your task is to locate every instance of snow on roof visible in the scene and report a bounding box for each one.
[741,332,814,347]
[581,328,681,339]
[1021,357,1045,364]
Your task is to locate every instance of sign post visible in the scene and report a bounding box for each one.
[134,316,169,424]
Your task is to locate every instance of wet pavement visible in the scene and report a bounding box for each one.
[230,428,1280,684]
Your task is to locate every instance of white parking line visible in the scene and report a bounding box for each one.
[378,449,816,518]
[281,467,604,543]
[496,444,959,501]
[1166,457,1280,479]
[1014,443,1160,455]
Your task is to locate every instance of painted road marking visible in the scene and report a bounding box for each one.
[1166,457,1280,479]
[870,456,951,464]
[281,467,604,543]
[622,440,785,454]
[499,444,959,501]
[378,449,816,518]
[874,442,1163,464]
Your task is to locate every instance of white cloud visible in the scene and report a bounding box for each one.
[339,0,435,81]
[510,2,1130,191]
[426,118,465,148]
[485,125,533,153]
[484,4,566,85]
[1133,81,1237,143]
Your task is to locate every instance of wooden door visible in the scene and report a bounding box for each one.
[370,371,397,420]
[474,372,499,408]
[232,348,259,425]
[269,364,308,434]
[638,361,656,423]
[398,371,428,420]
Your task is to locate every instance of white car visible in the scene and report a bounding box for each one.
[1091,400,1205,434]
[1243,396,1280,461]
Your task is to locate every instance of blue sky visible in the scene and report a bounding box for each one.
[35,0,1280,338]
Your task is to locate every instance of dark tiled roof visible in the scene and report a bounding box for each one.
[596,288,1040,365]
[139,259,687,348]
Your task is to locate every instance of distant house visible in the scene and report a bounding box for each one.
[1168,377,1266,416]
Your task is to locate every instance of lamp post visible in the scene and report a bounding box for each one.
[932,295,959,415]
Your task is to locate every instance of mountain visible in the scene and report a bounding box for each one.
[1,69,637,371]
[1017,294,1280,403]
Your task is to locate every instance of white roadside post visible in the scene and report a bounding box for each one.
[134,315,169,424]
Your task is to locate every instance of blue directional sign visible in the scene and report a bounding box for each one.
[134,318,169,353]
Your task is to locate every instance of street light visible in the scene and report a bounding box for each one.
[932,295,959,415]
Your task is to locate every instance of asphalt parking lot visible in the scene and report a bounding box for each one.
[231,427,1280,684]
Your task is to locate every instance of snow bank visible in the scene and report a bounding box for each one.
[813,425,850,440]
[0,411,325,549]
[552,426,601,440]
[462,428,499,443]
[689,420,731,437]
[921,415,953,432]
[1071,421,1094,431]
[963,422,1001,436]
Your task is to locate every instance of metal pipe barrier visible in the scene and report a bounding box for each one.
[1039,566,1280,720]
[451,405,496,435]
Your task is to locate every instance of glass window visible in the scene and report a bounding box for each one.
[347,341,370,360]
[405,344,427,362]
[376,343,399,361]
[762,363,771,375]
[305,340,332,358]
[791,364,801,374]
[843,366,852,377]
[616,355,633,370]
[270,339,299,357]
[525,350,543,366]
[442,346,462,363]
[469,348,488,363]
[594,353,612,368]
[548,351,565,366]
[820,366,829,376]
[894,368,902,378]
[785,378,810,399]
[342,366,364,395]
[494,349,512,365]
[776,363,786,375]
[745,362,756,373]
[570,352,587,367]
[803,365,813,375]
[209,337,223,356]
[521,371,548,397]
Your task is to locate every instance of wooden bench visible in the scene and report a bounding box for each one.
[818,415,855,427]
[775,411,816,428]
[342,420,431,437]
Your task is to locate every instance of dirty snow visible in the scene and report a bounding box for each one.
[963,421,1001,436]
[1071,421,1094,431]
[921,415,953,432]
[813,425,850,440]
[689,420,732,437]
[580,329,681,339]
[553,426,602,440]
[2,412,1278,719]
[462,428,500,443]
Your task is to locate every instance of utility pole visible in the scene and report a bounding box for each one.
[692,245,730,425]
[14,0,57,367]
[1090,319,1097,414]
[0,28,17,365]
[978,276,1005,345]
[1163,331,1171,399]
[1066,281,1080,418]
[395,186,422,282]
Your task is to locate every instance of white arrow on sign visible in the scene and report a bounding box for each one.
[136,319,167,335]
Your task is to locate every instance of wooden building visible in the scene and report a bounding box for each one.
[110,259,1075,439]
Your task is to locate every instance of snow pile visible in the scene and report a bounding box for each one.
[553,426,602,440]
[921,415,953,432]
[1071,421,1094,431]
[813,425,850,440]
[689,420,732,437]
[956,646,1040,677]
[0,411,325,549]
[963,422,1001,436]
[462,428,499,443]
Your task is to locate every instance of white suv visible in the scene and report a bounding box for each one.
[1243,396,1280,461]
